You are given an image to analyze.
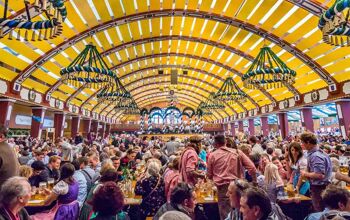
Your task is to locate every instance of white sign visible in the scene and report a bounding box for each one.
[15,115,32,125]
[43,119,54,128]
[16,115,55,128]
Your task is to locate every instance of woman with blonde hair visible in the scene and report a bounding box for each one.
[19,165,33,179]
[135,158,166,219]
[264,163,287,203]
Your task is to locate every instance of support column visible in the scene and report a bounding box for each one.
[300,107,314,132]
[99,122,106,138]
[82,118,91,138]
[260,116,269,137]
[248,118,255,136]
[91,121,99,136]
[105,123,111,138]
[31,107,46,139]
[278,112,289,140]
[71,116,81,138]
[335,100,350,139]
[238,121,244,133]
[0,99,15,129]
[230,122,236,136]
[54,112,66,139]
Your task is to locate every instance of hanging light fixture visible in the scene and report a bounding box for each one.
[97,77,131,104]
[0,0,67,41]
[115,98,138,111]
[318,0,350,47]
[242,46,296,89]
[214,77,247,104]
[60,43,116,89]
[200,93,225,110]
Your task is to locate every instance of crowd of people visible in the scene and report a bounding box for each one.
[0,123,350,220]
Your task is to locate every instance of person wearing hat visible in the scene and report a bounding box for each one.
[28,160,46,187]
[178,135,205,187]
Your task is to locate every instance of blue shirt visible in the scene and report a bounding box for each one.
[305,208,329,220]
[73,170,87,207]
[307,147,332,186]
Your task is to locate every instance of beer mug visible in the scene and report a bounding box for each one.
[39,182,47,196]
[47,178,54,190]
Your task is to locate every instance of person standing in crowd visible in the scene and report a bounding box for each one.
[72,159,88,207]
[41,155,61,181]
[207,135,257,220]
[120,149,137,170]
[285,142,309,195]
[58,138,75,163]
[75,133,84,145]
[178,136,205,186]
[162,136,180,156]
[305,185,350,220]
[0,125,19,186]
[300,132,332,211]
[26,150,45,166]
[240,187,279,220]
[0,177,31,220]
[248,136,264,155]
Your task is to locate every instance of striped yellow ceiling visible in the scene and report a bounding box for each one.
[0,0,349,122]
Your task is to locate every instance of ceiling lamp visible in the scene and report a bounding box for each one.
[115,98,138,111]
[60,43,115,89]
[0,0,67,41]
[242,46,296,89]
[214,77,247,104]
[124,107,140,116]
[97,78,131,104]
[318,0,350,46]
[199,93,225,110]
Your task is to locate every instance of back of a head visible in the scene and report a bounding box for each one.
[159,211,191,220]
[243,187,272,219]
[170,182,193,205]
[214,134,225,146]
[249,136,257,144]
[300,132,317,145]
[321,185,350,210]
[170,136,175,141]
[92,181,124,216]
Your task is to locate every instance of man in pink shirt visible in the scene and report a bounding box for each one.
[207,135,257,220]
[179,135,205,186]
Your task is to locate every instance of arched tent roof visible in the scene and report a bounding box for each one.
[0,0,349,122]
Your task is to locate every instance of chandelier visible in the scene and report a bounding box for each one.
[318,0,350,46]
[199,93,225,110]
[242,46,296,89]
[115,98,138,110]
[97,77,131,104]
[124,107,140,116]
[60,43,115,89]
[214,77,247,104]
[0,0,67,41]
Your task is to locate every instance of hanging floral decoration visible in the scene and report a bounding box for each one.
[318,0,350,46]
[60,43,116,89]
[242,46,296,89]
[0,0,67,41]
[214,77,247,104]
[199,93,225,110]
[97,77,131,104]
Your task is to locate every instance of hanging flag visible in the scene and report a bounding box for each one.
[32,115,42,123]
